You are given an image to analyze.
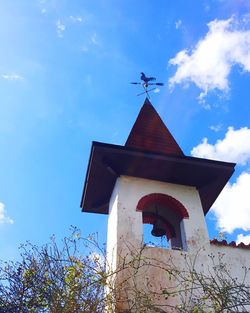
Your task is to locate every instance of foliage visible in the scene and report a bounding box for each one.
[163,252,250,313]
[0,229,250,313]
[0,227,108,313]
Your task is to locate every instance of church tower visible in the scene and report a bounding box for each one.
[81,98,235,311]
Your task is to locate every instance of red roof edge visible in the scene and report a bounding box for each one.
[210,238,250,250]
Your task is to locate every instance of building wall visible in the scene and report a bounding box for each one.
[106,176,250,312]
[210,244,250,282]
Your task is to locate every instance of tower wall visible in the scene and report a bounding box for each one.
[107,175,210,258]
[106,175,211,311]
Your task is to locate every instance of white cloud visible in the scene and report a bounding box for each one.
[56,19,65,38]
[169,17,250,101]
[191,126,250,165]
[0,202,14,225]
[212,172,250,233]
[91,33,100,46]
[209,124,222,132]
[193,128,250,234]
[1,73,24,81]
[175,19,182,29]
[153,88,160,93]
[69,15,83,23]
[236,233,250,245]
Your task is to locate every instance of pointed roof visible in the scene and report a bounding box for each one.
[80,98,235,216]
[125,98,184,156]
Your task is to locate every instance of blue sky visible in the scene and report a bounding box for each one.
[1,0,250,261]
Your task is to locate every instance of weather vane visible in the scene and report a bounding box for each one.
[131,72,164,98]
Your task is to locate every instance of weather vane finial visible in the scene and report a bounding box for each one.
[131,72,164,98]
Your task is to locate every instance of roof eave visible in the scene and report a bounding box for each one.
[81,141,235,215]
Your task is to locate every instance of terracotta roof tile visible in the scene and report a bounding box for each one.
[210,239,250,249]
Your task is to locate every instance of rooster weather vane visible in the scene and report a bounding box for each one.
[131,72,164,98]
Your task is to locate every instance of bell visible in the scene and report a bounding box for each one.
[151,218,165,237]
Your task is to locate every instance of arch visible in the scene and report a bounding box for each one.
[137,193,189,219]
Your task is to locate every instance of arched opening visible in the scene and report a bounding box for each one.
[137,193,189,250]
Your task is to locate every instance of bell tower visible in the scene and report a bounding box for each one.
[81,98,235,311]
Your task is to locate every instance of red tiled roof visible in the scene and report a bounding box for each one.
[125,98,184,156]
[210,238,250,249]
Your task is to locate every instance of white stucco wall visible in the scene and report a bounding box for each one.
[210,244,250,282]
[107,175,210,258]
[106,175,250,312]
